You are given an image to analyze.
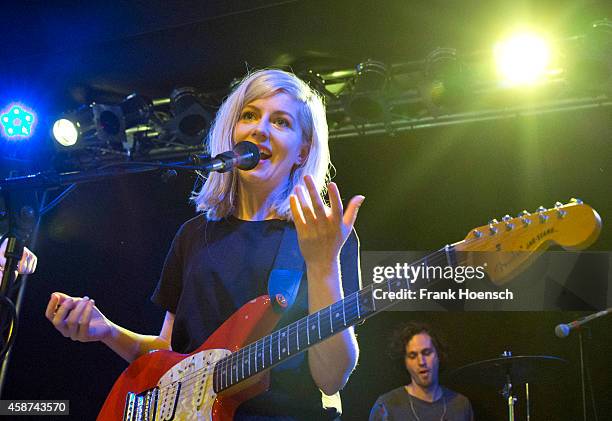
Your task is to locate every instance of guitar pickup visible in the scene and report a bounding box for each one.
[123,386,161,421]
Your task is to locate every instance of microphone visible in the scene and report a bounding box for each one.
[191,141,260,173]
[555,308,611,338]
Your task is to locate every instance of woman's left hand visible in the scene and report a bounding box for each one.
[290,175,364,267]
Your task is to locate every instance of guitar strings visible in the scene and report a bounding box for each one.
[155,250,452,394]
[151,222,542,405]
[152,230,508,400]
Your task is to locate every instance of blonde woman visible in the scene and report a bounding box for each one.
[47,69,364,419]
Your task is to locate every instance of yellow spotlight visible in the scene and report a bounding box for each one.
[494,32,551,86]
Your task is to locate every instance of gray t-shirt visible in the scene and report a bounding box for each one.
[369,386,474,421]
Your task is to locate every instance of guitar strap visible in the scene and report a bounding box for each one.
[267,225,304,313]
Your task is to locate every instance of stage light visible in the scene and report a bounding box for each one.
[52,119,79,147]
[423,48,469,109]
[94,94,153,145]
[1,104,36,140]
[344,60,389,122]
[52,94,153,150]
[168,87,211,145]
[567,19,612,93]
[494,32,551,86]
[51,106,96,149]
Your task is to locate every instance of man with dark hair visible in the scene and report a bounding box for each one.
[369,322,474,421]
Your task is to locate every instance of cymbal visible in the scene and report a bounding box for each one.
[447,355,568,385]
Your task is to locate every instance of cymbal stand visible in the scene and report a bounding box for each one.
[578,329,587,421]
[502,372,516,421]
[525,383,530,421]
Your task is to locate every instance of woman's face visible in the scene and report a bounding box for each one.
[233,92,308,191]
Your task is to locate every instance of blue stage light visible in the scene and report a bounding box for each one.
[1,103,37,140]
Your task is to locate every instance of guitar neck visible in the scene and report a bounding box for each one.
[213,244,462,393]
[212,201,601,393]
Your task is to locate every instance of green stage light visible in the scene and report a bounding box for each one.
[494,32,551,86]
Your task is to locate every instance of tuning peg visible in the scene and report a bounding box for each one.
[536,206,549,222]
[570,198,583,204]
[554,201,564,208]
[518,210,532,226]
[519,211,532,226]
[501,214,514,230]
[488,219,498,235]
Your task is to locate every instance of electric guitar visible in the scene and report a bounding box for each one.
[98,199,601,420]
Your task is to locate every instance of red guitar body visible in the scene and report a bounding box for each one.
[97,295,281,421]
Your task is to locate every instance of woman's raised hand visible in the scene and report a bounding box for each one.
[45,292,112,342]
[289,175,364,267]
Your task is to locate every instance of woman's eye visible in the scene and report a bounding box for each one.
[241,111,256,120]
[274,118,290,127]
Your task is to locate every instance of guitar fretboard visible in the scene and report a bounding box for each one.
[212,244,463,393]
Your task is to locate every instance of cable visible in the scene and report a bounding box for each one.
[0,234,18,364]
[0,291,18,363]
[583,329,599,421]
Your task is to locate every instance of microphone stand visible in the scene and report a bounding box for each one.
[578,329,587,421]
[0,188,38,396]
[0,157,213,397]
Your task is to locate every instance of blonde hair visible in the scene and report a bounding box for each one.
[191,69,330,220]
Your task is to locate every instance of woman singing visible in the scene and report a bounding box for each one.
[46,69,365,419]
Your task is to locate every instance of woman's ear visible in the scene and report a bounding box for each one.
[296,141,311,166]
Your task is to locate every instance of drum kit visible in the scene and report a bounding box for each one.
[449,351,568,421]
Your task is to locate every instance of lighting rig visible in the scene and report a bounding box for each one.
[300,20,611,139]
[50,87,214,171]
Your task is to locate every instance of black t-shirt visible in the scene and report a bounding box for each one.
[369,386,474,421]
[152,214,361,420]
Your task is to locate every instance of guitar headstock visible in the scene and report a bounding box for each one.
[461,199,601,252]
[456,199,601,284]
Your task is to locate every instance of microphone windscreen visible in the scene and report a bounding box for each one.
[555,324,571,338]
[233,141,260,170]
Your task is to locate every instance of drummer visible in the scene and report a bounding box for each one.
[369,321,474,421]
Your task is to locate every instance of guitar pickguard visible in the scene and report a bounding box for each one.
[155,349,231,421]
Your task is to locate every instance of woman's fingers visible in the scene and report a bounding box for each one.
[303,175,327,219]
[66,297,90,339]
[45,294,60,320]
[290,194,306,226]
[327,182,344,223]
[45,292,102,342]
[45,292,70,320]
[295,185,316,224]
[52,298,76,337]
[77,300,95,340]
[343,195,366,228]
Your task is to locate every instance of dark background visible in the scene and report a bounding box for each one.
[1,1,611,420]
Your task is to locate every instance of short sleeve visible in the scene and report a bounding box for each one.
[151,223,188,313]
[369,398,389,421]
[339,228,361,296]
